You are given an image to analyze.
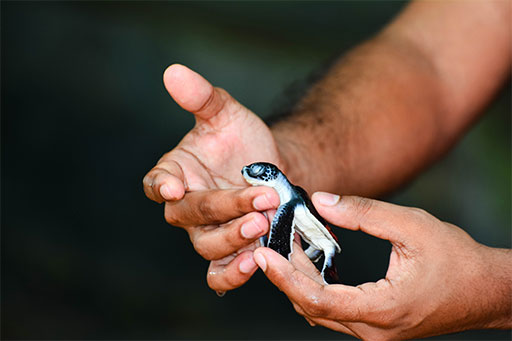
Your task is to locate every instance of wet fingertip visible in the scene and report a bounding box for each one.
[142,174,153,188]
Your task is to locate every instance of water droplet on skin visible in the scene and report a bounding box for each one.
[216,291,226,297]
[309,295,319,305]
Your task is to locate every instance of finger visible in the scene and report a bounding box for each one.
[253,247,378,322]
[293,299,359,337]
[143,159,186,203]
[207,251,258,291]
[293,232,302,246]
[163,64,245,122]
[289,241,324,284]
[189,211,269,260]
[164,186,279,228]
[312,193,414,243]
[304,316,316,327]
[253,247,335,317]
[307,317,358,337]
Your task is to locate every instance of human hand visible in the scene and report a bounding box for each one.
[253,193,512,339]
[143,64,284,292]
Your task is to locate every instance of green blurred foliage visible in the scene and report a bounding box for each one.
[1,1,510,340]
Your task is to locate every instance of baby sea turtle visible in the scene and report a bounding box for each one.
[242,162,341,284]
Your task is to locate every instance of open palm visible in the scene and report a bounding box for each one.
[143,64,284,291]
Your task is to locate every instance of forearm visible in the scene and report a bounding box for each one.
[272,0,511,196]
[272,34,446,196]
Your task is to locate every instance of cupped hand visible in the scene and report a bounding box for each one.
[253,193,511,340]
[143,64,284,292]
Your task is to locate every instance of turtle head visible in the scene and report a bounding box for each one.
[242,162,281,187]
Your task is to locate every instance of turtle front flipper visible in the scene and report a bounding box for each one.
[268,201,298,260]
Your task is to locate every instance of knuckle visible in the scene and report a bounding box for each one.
[234,191,251,214]
[164,206,182,226]
[193,236,215,261]
[214,87,241,115]
[224,229,243,251]
[406,207,435,226]
[195,86,217,114]
[408,207,430,218]
[198,199,217,223]
[214,87,230,106]
[353,197,374,222]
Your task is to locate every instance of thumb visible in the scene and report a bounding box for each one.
[253,247,326,300]
[312,193,414,243]
[253,247,379,322]
[163,64,245,122]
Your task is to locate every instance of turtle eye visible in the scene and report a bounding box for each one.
[249,164,265,176]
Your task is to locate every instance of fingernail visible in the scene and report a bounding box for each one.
[239,257,257,274]
[241,220,263,239]
[253,252,267,272]
[253,194,272,210]
[315,192,340,206]
[160,184,173,200]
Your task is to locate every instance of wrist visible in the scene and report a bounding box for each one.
[409,235,511,338]
[272,129,311,189]
[475,246,512,329]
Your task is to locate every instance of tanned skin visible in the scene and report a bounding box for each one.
[143,0,511,338]
[273,0,511,196]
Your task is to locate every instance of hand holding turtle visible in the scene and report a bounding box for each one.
[142,64,284,291]
[253,193,512,339]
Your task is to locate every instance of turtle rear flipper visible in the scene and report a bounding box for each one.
[321,249,340,284]
[268,201,299,260]
[304,246,322,263]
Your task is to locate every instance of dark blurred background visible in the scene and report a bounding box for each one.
[1,1,510,340]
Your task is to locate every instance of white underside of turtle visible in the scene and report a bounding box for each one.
[242,162,341,285]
